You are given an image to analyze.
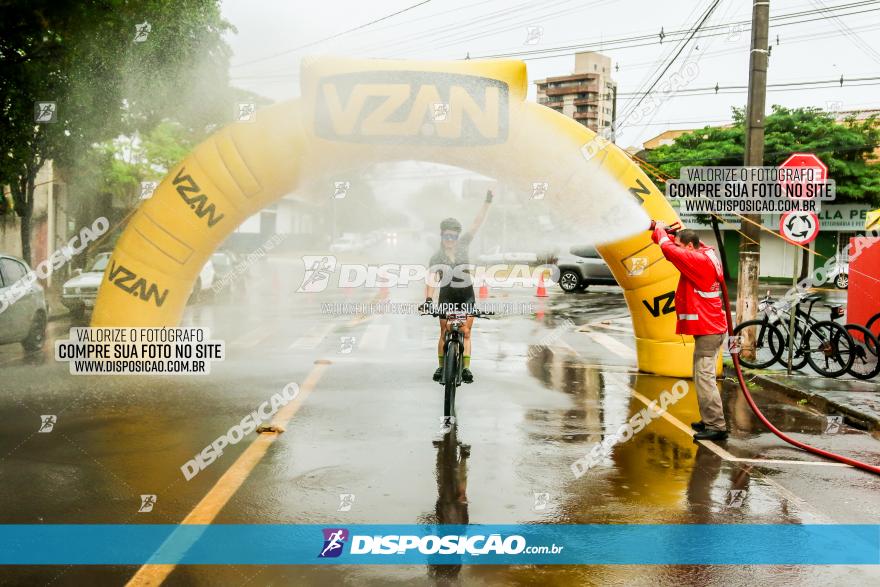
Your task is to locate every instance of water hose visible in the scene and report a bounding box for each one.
[718,276,880,475]
[653,222,879,475]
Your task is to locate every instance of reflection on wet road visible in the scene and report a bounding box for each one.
[0,256,878,585]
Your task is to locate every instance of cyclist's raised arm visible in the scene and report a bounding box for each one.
[425,270,437,304]
[467,189,494,235]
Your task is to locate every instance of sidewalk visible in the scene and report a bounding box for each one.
[726,365,880,431]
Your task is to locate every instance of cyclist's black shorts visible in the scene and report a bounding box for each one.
[438,283,476,315]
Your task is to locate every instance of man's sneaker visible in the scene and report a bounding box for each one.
[693,429,728,442]
[691,421,706,432]
[461,368,474,384]
[433,367,443,382]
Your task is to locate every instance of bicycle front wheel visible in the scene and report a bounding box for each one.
[732,320,784,369]
[804,321,855,378]
[443,340,459,421]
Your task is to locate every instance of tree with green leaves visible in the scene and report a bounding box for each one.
[645,105,880,205]
[0,0,236,264]
[644,105,880,280]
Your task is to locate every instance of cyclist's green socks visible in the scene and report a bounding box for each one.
[463,355,471,369]
[438,355,444,367]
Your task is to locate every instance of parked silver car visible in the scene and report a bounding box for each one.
[62,252,216,317]
[555,245,616,292]
[828,260,849,289]
[0,254,48,351]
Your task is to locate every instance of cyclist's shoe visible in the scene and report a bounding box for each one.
[461,368,474,384]
[691,421,706,432]
[433,367,443,382]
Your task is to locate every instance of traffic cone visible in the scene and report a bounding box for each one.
[536,272,548,298]
[479,278,489,299]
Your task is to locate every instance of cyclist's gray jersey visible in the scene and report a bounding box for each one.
[429,232,473,281]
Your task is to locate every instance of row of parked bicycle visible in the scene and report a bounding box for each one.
[733,292,880,380]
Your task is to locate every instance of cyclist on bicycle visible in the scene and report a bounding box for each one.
[421,190,494,384]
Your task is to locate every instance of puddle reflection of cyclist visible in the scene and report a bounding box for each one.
[420,190,493,384]
[427,429,470,582]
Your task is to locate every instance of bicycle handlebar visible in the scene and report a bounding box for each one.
[420,309,495,319]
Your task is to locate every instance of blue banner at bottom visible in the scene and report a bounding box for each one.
[1,525,877,565]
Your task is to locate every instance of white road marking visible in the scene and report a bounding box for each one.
[230,326,275,348]
[582,331,637,361]
[358,323,391,351]
[583,323,634,333]
[289,323,335,351]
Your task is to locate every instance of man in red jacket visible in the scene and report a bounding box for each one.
[652,221,728,441]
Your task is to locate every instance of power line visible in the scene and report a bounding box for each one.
[810,0,880,65]
[468,0,880,60]
[230,21,880,82]
[353,0,614,60]
[618,1,722,129]
[615,20,880,72]
[613,75,880,96]
[230,0,433,69]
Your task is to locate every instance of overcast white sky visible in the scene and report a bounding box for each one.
[220,0,880,148]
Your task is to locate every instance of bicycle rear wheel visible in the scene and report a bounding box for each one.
[842,324,880,380]
[804,321,854,378]
[443,340,459,421]
[732,320,784,369]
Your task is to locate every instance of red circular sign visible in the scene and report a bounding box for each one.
[779,211,820,244]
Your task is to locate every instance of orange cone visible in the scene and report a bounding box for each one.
[536,273,548,298]
[479,278,489,299]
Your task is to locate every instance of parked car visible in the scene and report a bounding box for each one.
[209,250,242,297]
[62,252,215,316]
[0,253,48,351]
[62,251,110,318]
[555,245,616,292]
[329,234,362,253]
[187,256,216,304]
[476,246,538,264]
[828,260,848,289]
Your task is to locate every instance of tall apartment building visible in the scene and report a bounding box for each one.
[535,51,617,136]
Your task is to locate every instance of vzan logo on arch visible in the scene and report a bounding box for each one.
[314,71,509,145]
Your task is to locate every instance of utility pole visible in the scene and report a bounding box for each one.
[737,0,770,360]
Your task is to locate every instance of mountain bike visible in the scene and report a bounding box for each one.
[422,308,493,430]
[733,292,854,377]
[779,293,855,377]
[731,292,787,369]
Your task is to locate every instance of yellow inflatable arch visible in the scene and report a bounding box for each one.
[92,57,694,377]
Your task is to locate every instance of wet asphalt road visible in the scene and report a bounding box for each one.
[0,250,878,586]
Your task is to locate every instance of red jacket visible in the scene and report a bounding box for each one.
[651,227,728,336]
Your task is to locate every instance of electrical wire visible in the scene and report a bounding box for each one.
[230,0,433,68]
[469,0,880,60]
[617,1,722,130]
